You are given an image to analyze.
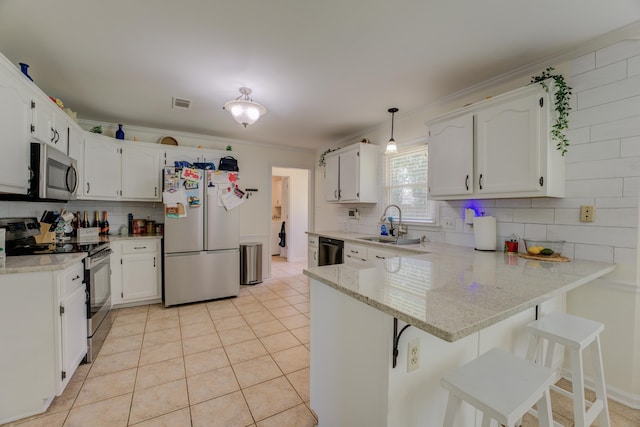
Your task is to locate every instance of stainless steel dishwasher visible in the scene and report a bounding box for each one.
[318,237,344,266]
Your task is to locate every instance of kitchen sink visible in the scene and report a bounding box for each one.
[357,236,422,245]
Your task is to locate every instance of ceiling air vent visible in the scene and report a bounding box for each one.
[172,97,191,110]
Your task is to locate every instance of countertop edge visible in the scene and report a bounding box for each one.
[0,252,87,274]
[304,254,617,343]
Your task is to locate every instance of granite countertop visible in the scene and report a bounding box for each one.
[304,241,616,342]
[0,234,163,275]
[0,252,87,274]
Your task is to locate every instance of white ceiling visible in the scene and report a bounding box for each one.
[0,1,639,151]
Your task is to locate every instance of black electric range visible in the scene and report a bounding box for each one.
[1,217,109,257]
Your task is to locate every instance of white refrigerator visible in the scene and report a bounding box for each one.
[163,167,240,307]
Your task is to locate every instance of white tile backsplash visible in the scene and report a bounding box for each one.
[596,39,640,68]
[629,54,640,77]
[565,178,623,198]
[570,52,596,76]
[565,139,621,163]
[569,60,627,93]
[577,74,640,109]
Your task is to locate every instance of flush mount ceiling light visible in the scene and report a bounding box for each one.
[223,87,267,128]
[385,107,399,154]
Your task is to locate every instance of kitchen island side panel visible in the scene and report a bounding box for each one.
[310,280,390,427]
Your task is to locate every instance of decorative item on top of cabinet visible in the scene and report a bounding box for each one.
[115,124,125,140]
[426,82,565,200]
[324,142,378,203]
[529,68,572,156]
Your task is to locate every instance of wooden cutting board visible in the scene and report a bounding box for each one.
[518,253,571,262]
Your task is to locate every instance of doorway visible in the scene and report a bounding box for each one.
[270,167,310,273]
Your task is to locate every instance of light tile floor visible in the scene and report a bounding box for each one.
[6,256,640,426]
[7,256,314,427]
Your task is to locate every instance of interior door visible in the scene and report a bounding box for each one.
[279,177,290,258]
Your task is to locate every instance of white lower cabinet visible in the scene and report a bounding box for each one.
[0,260,87,424]
[58,262,88,394]
[111,238,162,306]
[308,235,318,268]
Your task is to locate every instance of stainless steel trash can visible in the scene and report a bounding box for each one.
[240,242,263,285]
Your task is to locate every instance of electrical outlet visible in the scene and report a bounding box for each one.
[443,217,455,230]
[407,339,420,372]
[580,205,595,222]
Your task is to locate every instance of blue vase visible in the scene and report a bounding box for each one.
[115,124,125,140]
[19,63,33,81]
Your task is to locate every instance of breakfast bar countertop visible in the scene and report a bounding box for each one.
[304,242,616,342]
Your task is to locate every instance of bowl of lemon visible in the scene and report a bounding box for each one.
[523,239,565,257]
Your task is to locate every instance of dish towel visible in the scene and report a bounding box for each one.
[278,222,286,247]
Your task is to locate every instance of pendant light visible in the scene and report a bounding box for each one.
[223,87,267,127]
[385,107,398,154]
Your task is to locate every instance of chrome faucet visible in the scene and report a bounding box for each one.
[380,204,407,239]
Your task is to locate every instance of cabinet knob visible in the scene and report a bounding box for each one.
[72,275,81,281]
[479,173,484,190]
[86,182,90,194]
[465,175,469,191]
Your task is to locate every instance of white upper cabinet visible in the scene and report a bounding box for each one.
[30,95,69,154]
[0,60,30,195]
[82,134,164,201]
[426,82,565,200]
[82,133,122,200]
[427,113,474,197]
[121,144,161,201]
[324,142,378,203]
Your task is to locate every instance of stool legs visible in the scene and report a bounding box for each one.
[591,336,610,427]
[443,393,461,427]
[526,312,610,427]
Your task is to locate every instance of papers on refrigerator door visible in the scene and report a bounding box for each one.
[163,190,188,218]
[220,186,246,210]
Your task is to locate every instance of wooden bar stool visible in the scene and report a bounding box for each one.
[441,348,555,427]
[526,312,610,427]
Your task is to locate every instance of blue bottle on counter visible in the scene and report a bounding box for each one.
[380,224,388,236]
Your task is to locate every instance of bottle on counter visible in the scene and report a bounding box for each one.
[128,213,133,236]
[92,211,100,228]
[101,211,110,235]
[82,211,90,228]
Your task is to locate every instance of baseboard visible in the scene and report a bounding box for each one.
[560,369,640,410]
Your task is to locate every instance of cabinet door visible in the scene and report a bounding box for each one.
[0,69,30,194]
[121,144,161,201]
[30,96,55,145]
[83,134,121,199]
[60,284,88,393]
[339,148,359,201]
[121,253,160,302]
[476,92,545,194]
[67,125,84,197]
[324,154,340,201]
[428,113,474,197]
[308,246,318,268]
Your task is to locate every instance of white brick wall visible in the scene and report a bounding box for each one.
[441,39,640,280]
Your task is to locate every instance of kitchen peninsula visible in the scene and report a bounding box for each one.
[304,236,615,426]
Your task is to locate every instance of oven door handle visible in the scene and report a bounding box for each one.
[85,248,112,270]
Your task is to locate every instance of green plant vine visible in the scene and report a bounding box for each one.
[319,148,338,167]
[530,67,572,156]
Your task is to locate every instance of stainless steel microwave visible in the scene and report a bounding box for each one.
[29,142,78,201]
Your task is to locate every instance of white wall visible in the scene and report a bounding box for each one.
[313,38,640,406]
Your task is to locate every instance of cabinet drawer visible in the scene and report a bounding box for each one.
[122,239,158,254]
[344,243,367,262]
[62,262,85,295]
